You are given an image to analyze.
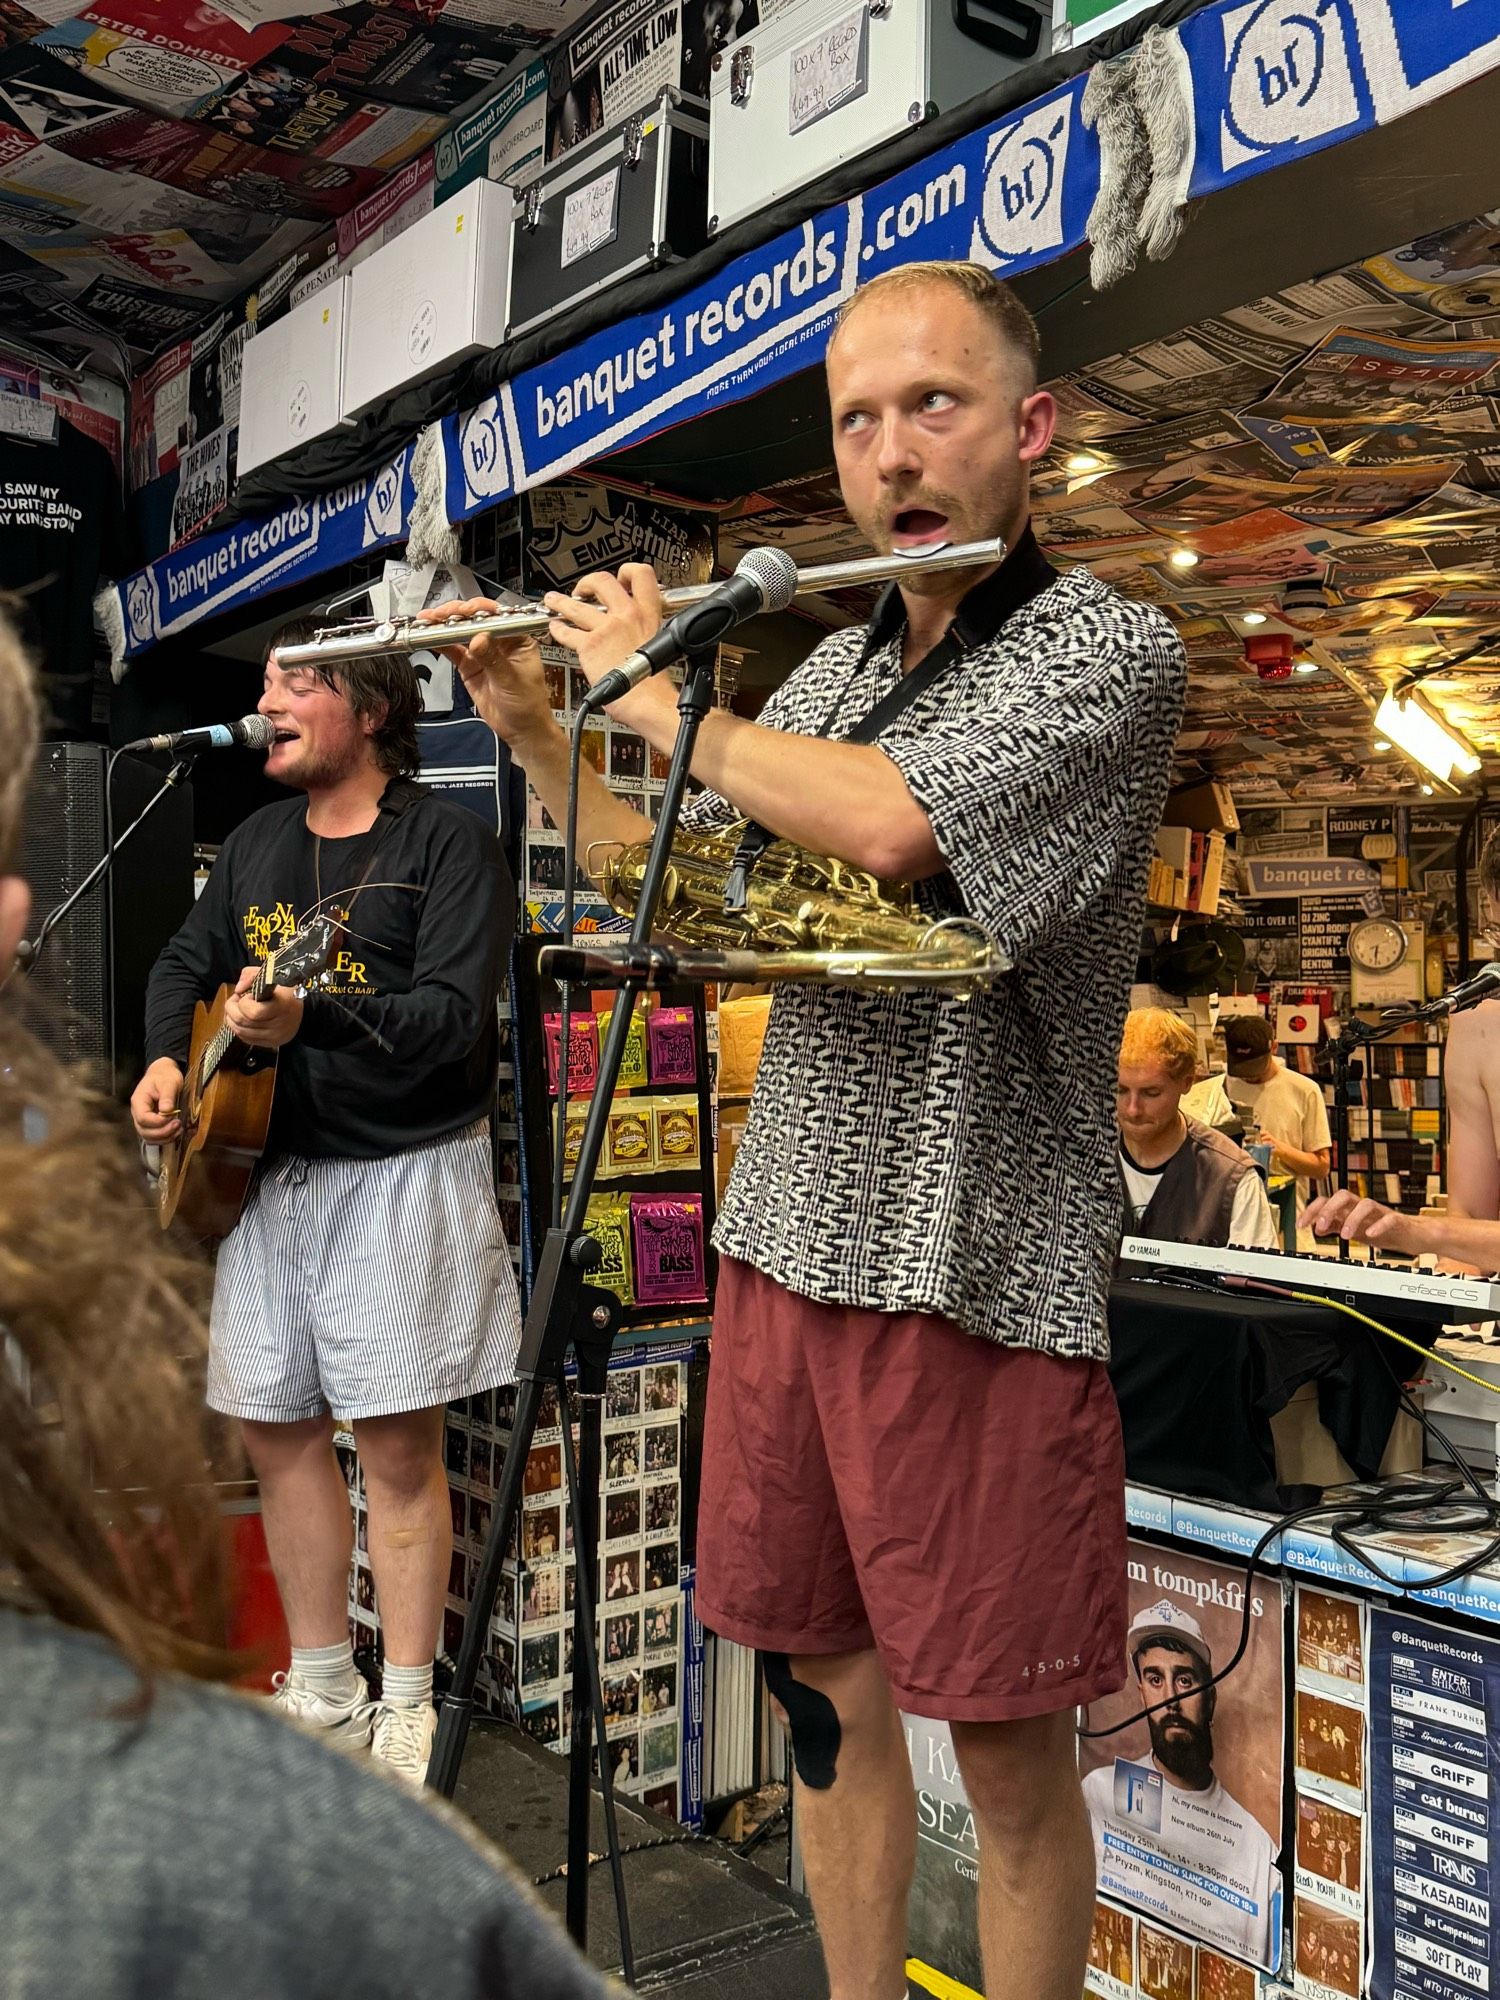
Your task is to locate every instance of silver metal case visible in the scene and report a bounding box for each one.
[706,0,1050,234]
[509,90,709,337]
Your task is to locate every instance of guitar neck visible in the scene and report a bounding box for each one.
[198,952,278,1090]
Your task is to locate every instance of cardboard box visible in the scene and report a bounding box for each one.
[1154,825,1194,873]
[1196,832,1225,915]
[1162,778,1239,834]
[715,1098,751,1207]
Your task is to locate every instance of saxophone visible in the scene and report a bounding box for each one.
[588,824,1009,990]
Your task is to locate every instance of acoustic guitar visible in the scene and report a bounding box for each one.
[155,913,341,1239]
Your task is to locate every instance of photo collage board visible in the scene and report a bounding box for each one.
[433,1344,696,1825]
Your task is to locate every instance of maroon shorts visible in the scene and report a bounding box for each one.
[695,1258,1129,1721]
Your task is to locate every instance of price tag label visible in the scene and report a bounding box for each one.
[561,167,621,269]
[0,392,57,443]
[788,5,868,135]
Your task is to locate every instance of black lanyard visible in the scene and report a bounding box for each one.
[720,530,1057,911]
[721,631,967,911]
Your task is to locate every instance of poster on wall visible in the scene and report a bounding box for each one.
[523,478,713,591]
[905,1716,981,1996]
[1369,1606,1500,2000]
[1293,1588,1368,2000]
[1079,1541,1287,1973]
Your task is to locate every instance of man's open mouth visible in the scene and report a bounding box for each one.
[891,508,951,548]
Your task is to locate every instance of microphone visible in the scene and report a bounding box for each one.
[586,547,799,706]
[122,714,277,755]
[1422,961,1500,1017]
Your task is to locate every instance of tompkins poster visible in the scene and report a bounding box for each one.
[1079,1541,1287,1972]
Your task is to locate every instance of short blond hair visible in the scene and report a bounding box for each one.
[1120,1008,1198,1087]
[830,260,1041,385]
[0,601,39,870]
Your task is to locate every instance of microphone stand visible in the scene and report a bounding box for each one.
[427,645,720,1973]
[14,752,197,980]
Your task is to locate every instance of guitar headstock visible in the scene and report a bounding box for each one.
[265,912,343,992]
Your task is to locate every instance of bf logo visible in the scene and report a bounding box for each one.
[461,402,509,505]
[435,134,458,183]
[126,573,156,646]
[363,463,403,546]
[972,97,1072,270]
[1220,0,1358,168]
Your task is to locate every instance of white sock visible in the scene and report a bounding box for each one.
[290,1640,364,1703]
[381,1660,434,1708]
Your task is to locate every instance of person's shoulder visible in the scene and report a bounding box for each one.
[1186,1116,1249,1163]
[219,795,305,855]
[408,786,503,855]
[1034,565,1186,662]
[1080,1760,1114,1807]
[5,1617,580,1977]
[1218,1780,1278,1853]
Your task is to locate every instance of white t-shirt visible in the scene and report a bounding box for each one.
[1225,1062,1331,1194]
[1181,1072,1237,1130]
[1119,1147,1281,1249]
[1083,1758,1283,1969]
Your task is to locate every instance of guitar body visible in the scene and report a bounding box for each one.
[157,986,278,1239]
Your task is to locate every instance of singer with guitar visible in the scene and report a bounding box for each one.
[131,624,520,1786]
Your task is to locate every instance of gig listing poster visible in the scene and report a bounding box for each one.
[1369,1607,1500,2000]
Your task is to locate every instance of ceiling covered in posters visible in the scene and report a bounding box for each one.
[0,0,577,368]
[716,211,1500,805]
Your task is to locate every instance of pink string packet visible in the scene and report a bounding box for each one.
[630,1194,706,1305]
[544,1011,600,1097]
[646,1006,696,1086]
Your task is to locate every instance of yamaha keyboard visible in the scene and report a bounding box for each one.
[1119,1236,1500,1324]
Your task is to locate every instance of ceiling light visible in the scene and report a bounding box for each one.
[1066,452,1102,472]
[1242,611,1268,626]
[1169,548,1200,569]
[1422,783,1435,796]
[1374,689,1483,784]
[1294,658,1319,675]
[1373,738,1391,752]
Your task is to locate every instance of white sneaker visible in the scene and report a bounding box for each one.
[369,1700,437,1789]
[269,1668,375,1746]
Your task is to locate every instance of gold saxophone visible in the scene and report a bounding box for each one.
[588,823,1009,990]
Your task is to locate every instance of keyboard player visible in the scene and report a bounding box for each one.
[1301,1188,1500,1271]
[1117,1009,1279,1251]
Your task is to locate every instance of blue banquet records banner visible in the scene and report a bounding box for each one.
[113,446,415,659]
[444,74,1100,518]
[1370,1606,1500,2000]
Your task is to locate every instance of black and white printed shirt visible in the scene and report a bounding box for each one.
[685,530,1187,1360]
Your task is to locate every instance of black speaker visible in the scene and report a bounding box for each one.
[17,745,195,1088]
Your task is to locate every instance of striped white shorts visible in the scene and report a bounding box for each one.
[208,1120,521,1423]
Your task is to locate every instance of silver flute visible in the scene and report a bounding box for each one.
[272,537,1007,665]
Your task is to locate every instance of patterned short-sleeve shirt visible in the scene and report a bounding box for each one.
[685,538,1187,1359]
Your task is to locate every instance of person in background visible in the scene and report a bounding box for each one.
[130,619,520,1786]
[1221,1014,1331,1199]
[0,611,612,2000]
[1434,830,1500,1269]
[1117,1009,1279,1250]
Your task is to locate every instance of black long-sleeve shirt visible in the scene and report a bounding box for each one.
[144,780,515,1159]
